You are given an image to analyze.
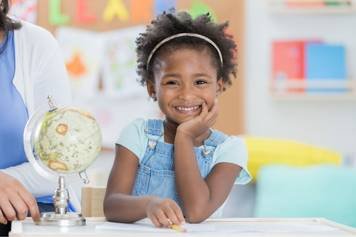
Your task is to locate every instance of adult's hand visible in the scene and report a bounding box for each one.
[0,172,40,224]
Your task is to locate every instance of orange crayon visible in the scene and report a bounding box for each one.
[170,224,187,233]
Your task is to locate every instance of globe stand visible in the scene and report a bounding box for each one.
[36,176,86,226]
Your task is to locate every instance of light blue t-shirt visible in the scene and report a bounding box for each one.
[116,118,251,184]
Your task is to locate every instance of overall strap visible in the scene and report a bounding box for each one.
[145,119,163,137]
[199,130,228,158]
[144,119,164,150]
[204,130,228,148]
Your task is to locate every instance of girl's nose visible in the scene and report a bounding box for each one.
[178,84,194,100]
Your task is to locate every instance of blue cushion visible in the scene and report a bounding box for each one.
[255,165,356,227]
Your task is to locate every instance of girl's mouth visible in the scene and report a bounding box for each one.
[174,105,201,114]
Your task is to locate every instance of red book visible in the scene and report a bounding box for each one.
[272,40,305,93]
[286,0,325,8]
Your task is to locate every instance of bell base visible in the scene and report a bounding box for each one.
[35,212,86,226]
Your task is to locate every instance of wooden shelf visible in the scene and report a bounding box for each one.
[269,6,356,14]
[271,93,356,101]
[268,0,356,14]
[272,79,355,89]
[270,79,356,101]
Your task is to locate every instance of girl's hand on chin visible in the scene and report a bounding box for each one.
[176,99,219,140]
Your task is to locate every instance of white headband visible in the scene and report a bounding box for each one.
[146,33,223,70]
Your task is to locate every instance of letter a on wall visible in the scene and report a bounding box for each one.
[103,0,129,22]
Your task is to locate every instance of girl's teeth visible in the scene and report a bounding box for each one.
[176,106,199,111]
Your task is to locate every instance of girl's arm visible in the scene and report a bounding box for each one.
[104,145,150,222]
[174,102,241,223]
[104,145,184,226]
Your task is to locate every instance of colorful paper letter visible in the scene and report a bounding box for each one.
[49,0,70,25]
[103,0,129,22]
[76,0,96,24]
[189,0,217,21]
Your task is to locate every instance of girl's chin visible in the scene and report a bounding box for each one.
[169,115,199,124]
[173,109,202,118]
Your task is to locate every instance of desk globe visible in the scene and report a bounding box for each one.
[23,97,102,226]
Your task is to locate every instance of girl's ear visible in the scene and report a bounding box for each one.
[146,80,156,100]
[216,78,224,96]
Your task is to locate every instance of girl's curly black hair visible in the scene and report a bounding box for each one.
[0,0,21,32]
[136,10,237,90]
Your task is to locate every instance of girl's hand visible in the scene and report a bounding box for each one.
[0,172,40,224]
[177,99,219,140]
[145,197,185,228]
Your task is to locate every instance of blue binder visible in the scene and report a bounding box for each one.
[306,43,346,80]
[306,43,346,93]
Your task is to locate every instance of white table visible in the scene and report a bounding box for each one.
[9,217,356,237]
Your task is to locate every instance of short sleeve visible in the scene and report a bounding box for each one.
[116,118,148,162]
[213,136,252,185]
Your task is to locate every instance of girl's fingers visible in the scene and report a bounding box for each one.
[209,99,219,116]
[199,102,208,119]
[206,108,218,125]
[148,213,161,228]
[205,101,219,125]
[155,209,171,227]
[171,203,185,224]
[208,109,219,126]
[162,206,179,225]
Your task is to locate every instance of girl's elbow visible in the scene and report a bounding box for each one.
[103,199,115,221]
[185,216,206,223]
[184,208,209,223]
[103,196,122,222]
[103,204,134,223]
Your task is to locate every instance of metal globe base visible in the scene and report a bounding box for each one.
[35,176,86,227]
[37,212,86,226]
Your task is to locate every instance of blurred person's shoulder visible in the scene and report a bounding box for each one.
[14,19,59,51]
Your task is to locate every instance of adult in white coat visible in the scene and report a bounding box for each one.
[0,0,76,235]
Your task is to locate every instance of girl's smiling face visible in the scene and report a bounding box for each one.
[147,47,223,126]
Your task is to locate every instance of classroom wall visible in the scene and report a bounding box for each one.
[32,0,246,148]
[245,1,356,156]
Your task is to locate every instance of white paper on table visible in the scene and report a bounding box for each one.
[96,219,343,234]
[96,219,216,233]
[215,222,341,234]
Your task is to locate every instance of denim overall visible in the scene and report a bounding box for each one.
[132,119,227,206]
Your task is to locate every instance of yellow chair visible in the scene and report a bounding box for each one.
[244,136,342,181]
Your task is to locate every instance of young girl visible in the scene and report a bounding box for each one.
[104,10,251,227]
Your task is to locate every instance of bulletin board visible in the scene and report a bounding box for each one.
[33,0,245,143]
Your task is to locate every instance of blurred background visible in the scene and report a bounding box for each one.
[9,0,356,227]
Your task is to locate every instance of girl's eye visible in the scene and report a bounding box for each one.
[195,80,207,85]
[163,80,178,86]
